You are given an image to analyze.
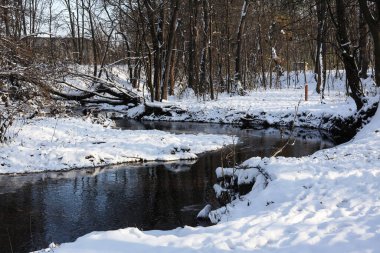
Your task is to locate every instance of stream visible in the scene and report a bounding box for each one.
[0,120,335,253]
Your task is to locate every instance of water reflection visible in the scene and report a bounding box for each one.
[0,121,335,253]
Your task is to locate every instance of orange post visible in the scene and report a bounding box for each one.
[305,83,308,101]
[303,61,308,101]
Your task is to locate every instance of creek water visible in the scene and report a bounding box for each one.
[0,120,335,253]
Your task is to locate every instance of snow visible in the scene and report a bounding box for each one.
[196,204,212,219]
[215,166,258,185]
[135,73,365,129]
[213,184,227,199]
[0,117,233,174]
[36,97,380,253]
[237,167,258,185]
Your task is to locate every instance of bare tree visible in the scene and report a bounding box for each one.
[331,0,364,109]
[162,0,180,100]
[358,0,380,86]
[315,0,327,96]
[234,0,250,86]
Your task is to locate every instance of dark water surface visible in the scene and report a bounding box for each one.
[0,120,335,253]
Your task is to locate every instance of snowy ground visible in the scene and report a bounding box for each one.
[67,67,375,130]
[127,72,377,130]
[134,87,355,127]
[0,117,232,174]
[36,98,380,253]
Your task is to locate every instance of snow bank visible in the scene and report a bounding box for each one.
[40,105,380,253]
[215,156,262,185]
[196,204,212,219]
[0,117,233,174]
[136,86,356,128]
[132,73,364,129]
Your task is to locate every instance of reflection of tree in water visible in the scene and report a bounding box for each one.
[0,182,46,253]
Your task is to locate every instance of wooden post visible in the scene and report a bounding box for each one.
[304,62,308,101]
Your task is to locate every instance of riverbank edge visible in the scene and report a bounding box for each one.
[125,98,378,143]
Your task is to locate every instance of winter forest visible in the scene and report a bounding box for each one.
[0,0,380,253]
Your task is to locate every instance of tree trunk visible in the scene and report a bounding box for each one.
[199,0,209,96]
[86,0,98,77]
[2,0,11,36]
[234,0,249,85]
[226,0,231,93]
[188,0,199,92]
[257,24,266,89]
[64,0,78,60]
[137,0,154,101]
[76,0,82,64]
[208,6,214,100]
[144,0,163,101]
[358,13,370,79]
[315,0,327,94]
[335,0,363,109]
[358,0,380,87]
[374,31,380,87]
[19,0,27,36]
[162,0,179,100]
[169,43,177,96]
